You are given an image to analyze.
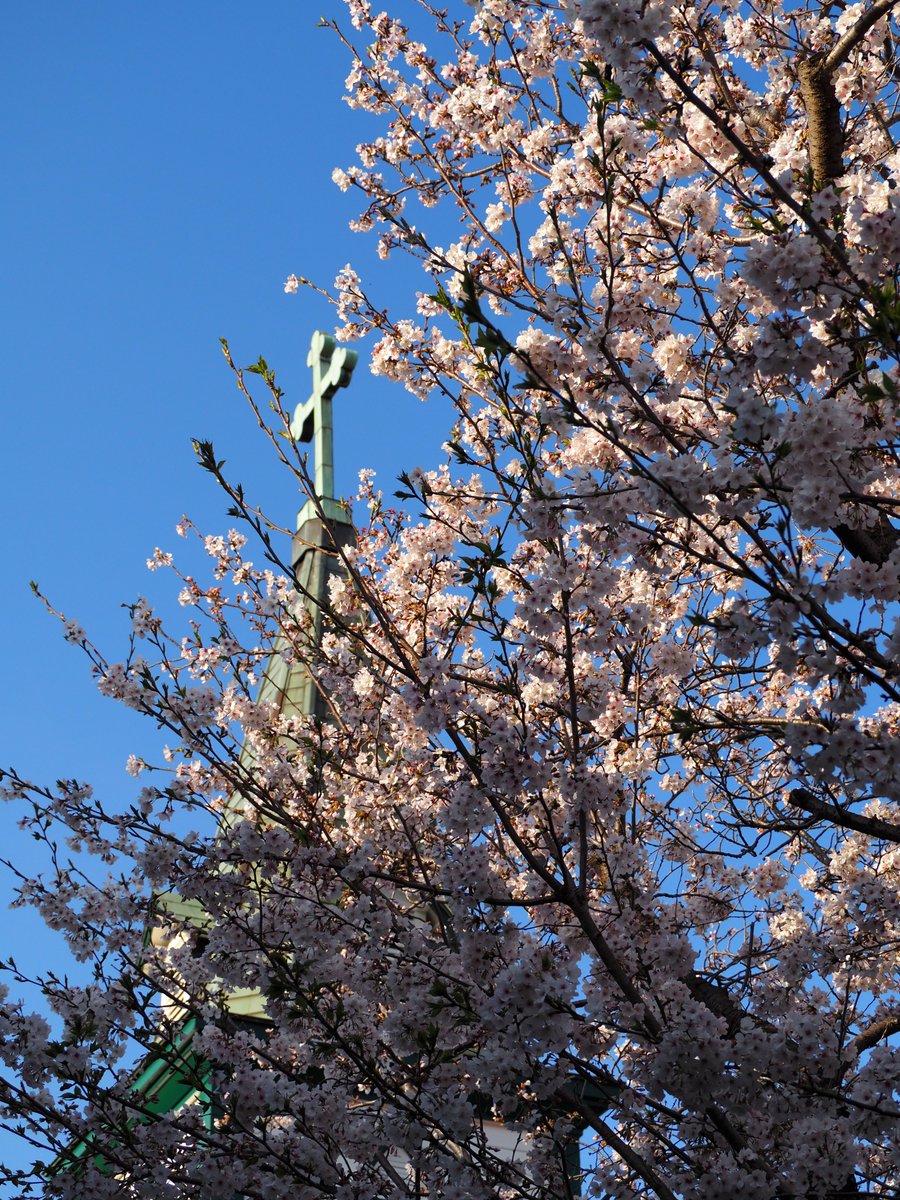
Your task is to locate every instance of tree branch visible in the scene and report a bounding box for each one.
[799,0,899,188]
[797,54,845,185]
[832,517,900,565]
[850,1011,900,1055]
[823,0,900,73]
[557,1089,679,1200]
[788,788,900,843]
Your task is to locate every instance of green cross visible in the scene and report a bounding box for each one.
[291,331,358,525]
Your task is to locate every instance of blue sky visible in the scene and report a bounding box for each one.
[1,1,452,1175]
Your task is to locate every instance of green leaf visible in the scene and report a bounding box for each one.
[475,328,502,354]
[429,285,456,314]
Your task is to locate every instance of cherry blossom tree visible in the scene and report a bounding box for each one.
[3,0,900,1196]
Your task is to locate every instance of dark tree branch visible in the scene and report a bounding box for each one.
[799,0,898,189]
[832,518,900,565]
[823,0,900,73]
[797,54,845,185]
[789,788,900,843]
[850,1011,900,1055]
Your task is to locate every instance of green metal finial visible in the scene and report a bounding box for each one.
[290,331,358,526]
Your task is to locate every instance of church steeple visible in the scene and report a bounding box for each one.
[254,331,358,724]
[152,330,361,1021]
[290,330,358,530]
